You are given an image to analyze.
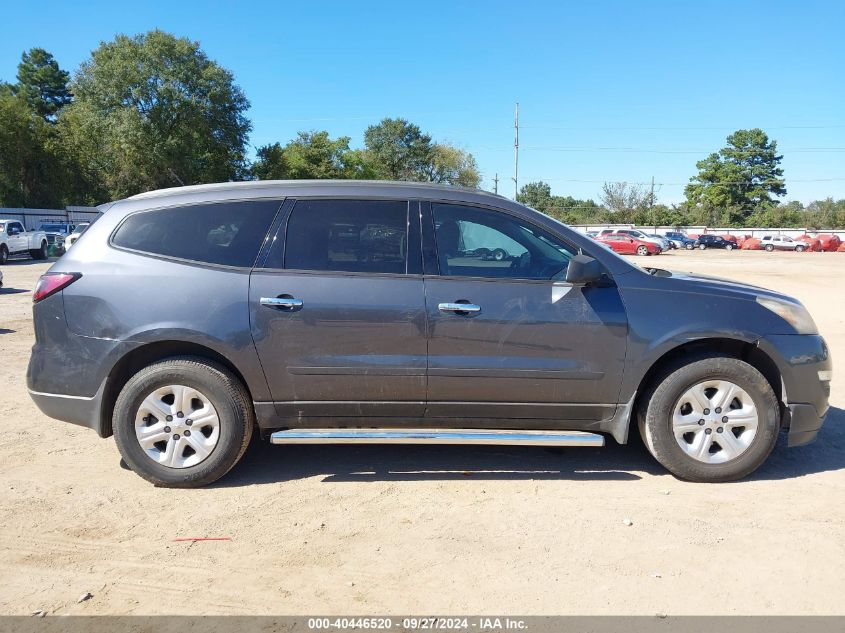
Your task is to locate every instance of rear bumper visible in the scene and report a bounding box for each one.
[28,379,108,437]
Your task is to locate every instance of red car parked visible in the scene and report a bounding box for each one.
[596,234,660,256]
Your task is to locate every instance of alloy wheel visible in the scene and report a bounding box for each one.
[134,384,220,468]
[671,379,759,464]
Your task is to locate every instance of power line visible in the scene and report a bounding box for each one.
[519,124,845,131]
[520,177,845,186]
[474,145,845,154]
[521,146,845,154]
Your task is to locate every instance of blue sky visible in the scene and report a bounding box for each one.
[2,0,843,204]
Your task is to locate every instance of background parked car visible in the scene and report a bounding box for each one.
[0,220,49,263]
[598,228,665,252]
[595,234,660,256]
[38,222,77,256]
[695,234,736,250]
[760,235,807,252]
[663,231,697,250]
[65,221,92,249]
[646,233,672,251]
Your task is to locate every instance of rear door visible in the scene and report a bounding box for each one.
[249,198,427,420]
[422,201,628,426]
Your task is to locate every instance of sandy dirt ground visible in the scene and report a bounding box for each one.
[0,250,843,616]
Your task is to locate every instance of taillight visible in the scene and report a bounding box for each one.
[33,273,81,303]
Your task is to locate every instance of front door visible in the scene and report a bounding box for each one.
[422,202,628,427]
[249,198,427,421]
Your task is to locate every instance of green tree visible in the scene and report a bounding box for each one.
[0,92,66,207]
[804,198,845,229]
[252,131,376,181]
[422,143,481,187]
[517,181,603,224]
[58,30,251,199]
[363,118,433,181]
[685,128,786,219]
[517,181,554,211]
[13,48,72,121]
[599,181,651,222]
[251,143,288,180]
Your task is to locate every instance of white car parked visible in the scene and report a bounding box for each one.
[760,235,807,252]
[65,221,92,249]
[0,220,49,264]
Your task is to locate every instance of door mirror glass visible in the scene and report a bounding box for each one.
[565,254,603,285]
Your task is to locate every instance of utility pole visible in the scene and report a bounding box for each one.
[512,102,519,199]
[493,173,499,195]
[650,176,655,209]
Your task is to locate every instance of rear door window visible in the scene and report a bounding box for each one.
[111,200,281,268]
[282,199,409,274]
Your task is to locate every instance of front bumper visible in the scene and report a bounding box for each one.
[758,334,832,446]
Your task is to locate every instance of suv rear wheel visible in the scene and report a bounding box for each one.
[113,357,253,487]
[638,356,779,482]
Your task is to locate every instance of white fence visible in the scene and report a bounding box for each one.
[571,224,845,239]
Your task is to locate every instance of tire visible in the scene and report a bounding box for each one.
[637,356,779,482]
[795,245,806,252]
[725,244,734,251]
[0,245,7,265]
[112,356,254,488]
[636,245,649,256]
[30,241,48,260]
[685,243,694,250]
[764,244,774,252]
[699,243,706,250]
[492,248,507,261]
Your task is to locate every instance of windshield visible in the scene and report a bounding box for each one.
[40,224,66,232]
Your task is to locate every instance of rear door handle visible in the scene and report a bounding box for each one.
[260,296,303,310]
[438,302,481,314]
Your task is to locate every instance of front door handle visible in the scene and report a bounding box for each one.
[260,296,303,310]
[438,302,481,314]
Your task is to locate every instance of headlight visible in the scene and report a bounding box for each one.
[756,296,818,335]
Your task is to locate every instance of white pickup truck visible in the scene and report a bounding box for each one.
[0,219,49,264]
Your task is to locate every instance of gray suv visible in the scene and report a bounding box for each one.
[27,181,831,487]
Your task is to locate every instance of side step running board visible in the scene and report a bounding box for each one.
[270,428,604,447]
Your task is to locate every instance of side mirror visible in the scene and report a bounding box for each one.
[566,254,603,285]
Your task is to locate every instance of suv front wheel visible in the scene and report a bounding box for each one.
[638,356,780,482]
[113,357,254,487]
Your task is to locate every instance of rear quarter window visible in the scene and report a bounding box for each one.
[111,200,281,268]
